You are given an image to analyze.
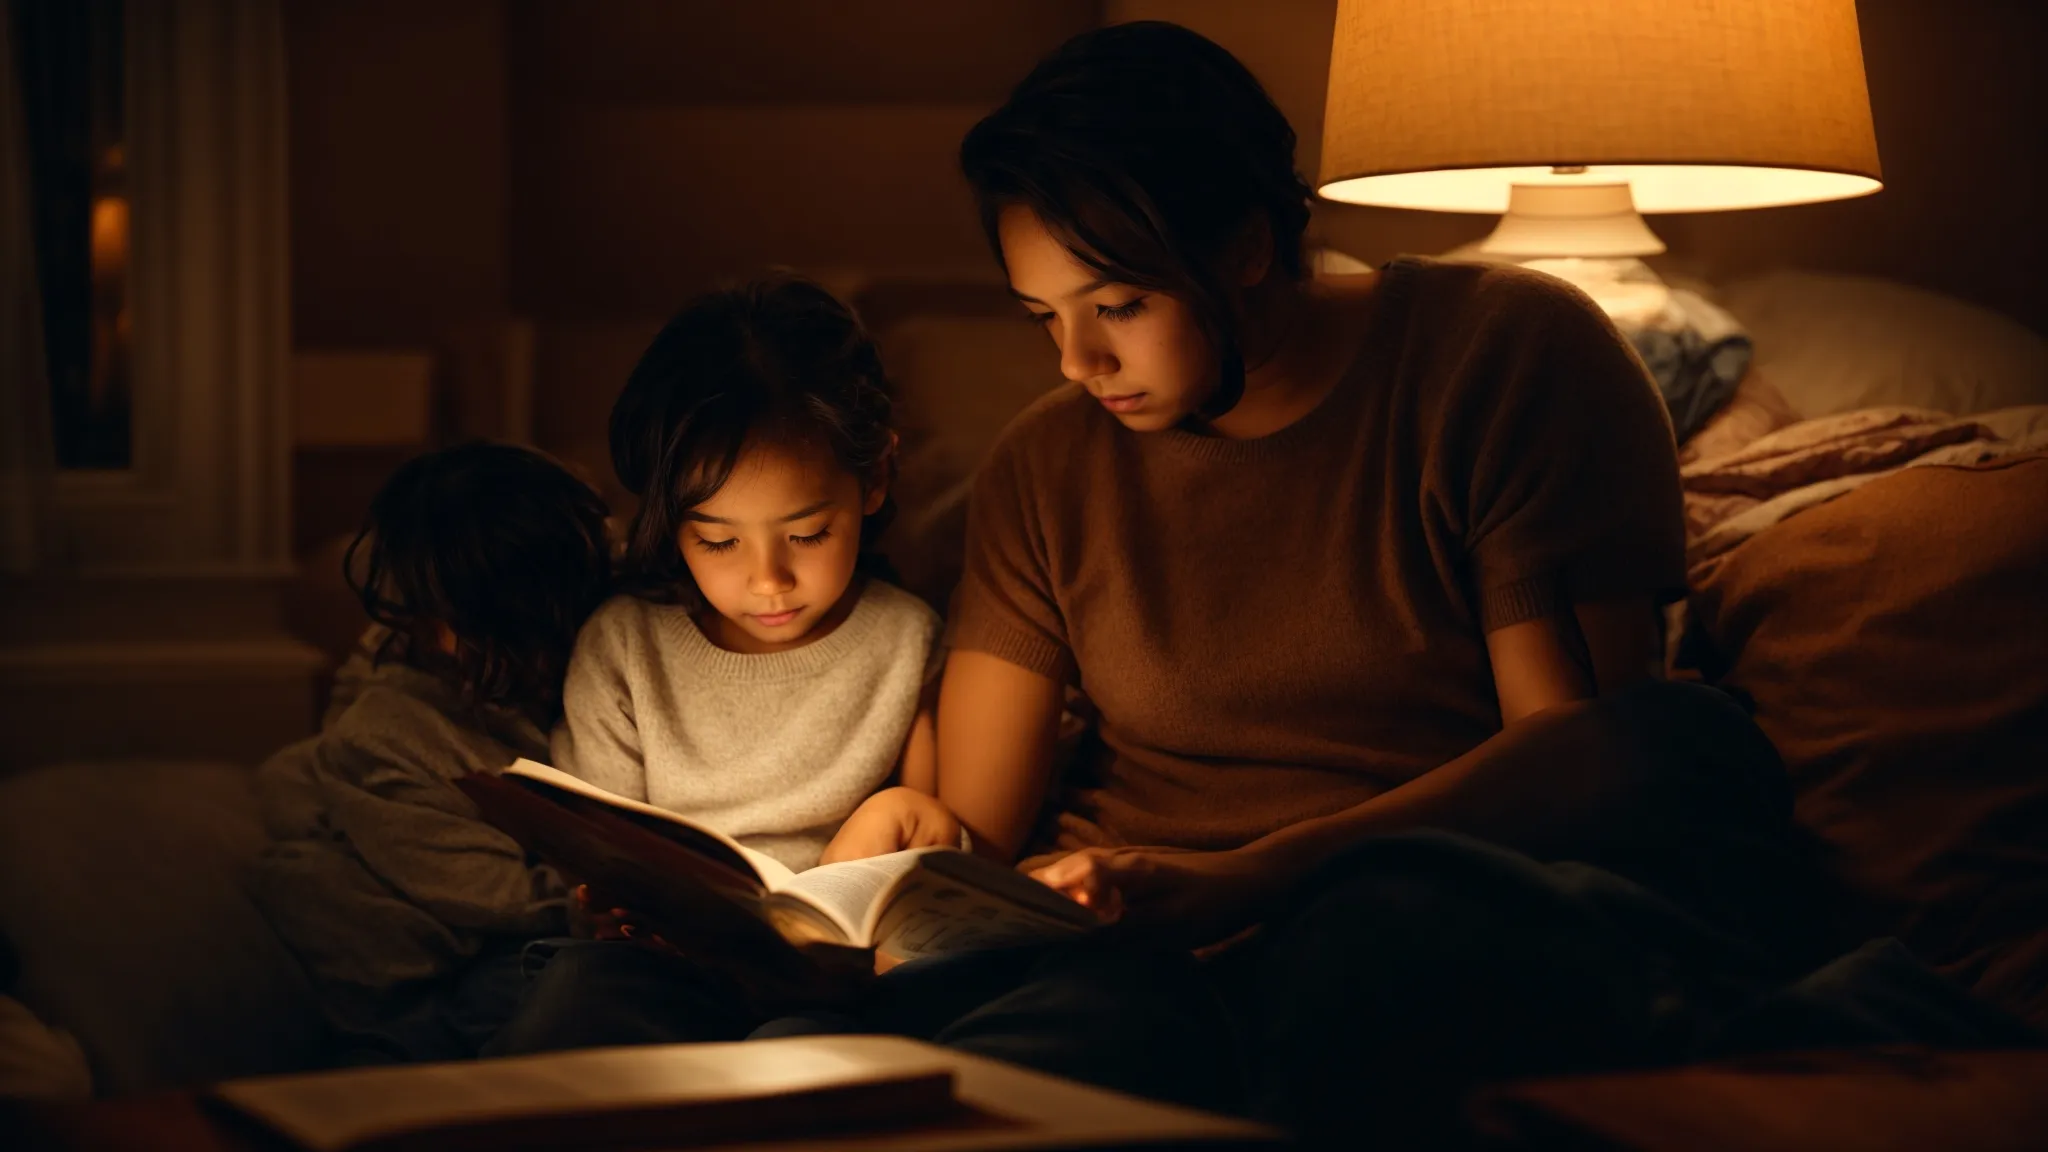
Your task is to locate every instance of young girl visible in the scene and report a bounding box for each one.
[250,442,614,1065]
[481,276,955,1056]
[548,274,956,873]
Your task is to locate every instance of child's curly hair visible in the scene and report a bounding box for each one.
[609,274,899,606]
[344,441,613,725]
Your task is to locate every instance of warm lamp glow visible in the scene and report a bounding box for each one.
[1322,166,1882,216]
[1317,0,1883,216]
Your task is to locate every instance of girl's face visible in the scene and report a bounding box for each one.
[999,205,1218,432]
[678,438,882,653]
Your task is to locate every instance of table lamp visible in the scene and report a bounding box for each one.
[1316,0,1882,316]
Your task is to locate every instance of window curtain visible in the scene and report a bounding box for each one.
[0,2,59,573]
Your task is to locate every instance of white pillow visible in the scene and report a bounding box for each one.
[1715,270,2048,419]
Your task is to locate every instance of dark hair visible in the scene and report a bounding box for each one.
[344,441,612,726]
[960,21,1313,418]
[610,274,898,606]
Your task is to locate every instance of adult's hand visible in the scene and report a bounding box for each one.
[1029,844,1295,950]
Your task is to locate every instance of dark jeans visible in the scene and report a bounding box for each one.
[480,938,766,1057]
[328,939,530,1066]
[482,934,1236,1108]
[481,683,2038,1145]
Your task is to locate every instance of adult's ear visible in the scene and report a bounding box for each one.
[1227,216,1276,288]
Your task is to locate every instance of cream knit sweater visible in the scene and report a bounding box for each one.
[552,579,941,871]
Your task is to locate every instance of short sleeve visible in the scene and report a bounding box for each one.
[1453,275,1687,632]
[945,438,1075,683]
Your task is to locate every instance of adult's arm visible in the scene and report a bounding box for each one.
[934,649,1067,862]
[1252,595,1657,875]
[1032,595,1666,935]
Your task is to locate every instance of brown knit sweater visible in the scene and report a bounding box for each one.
[948,258,1686,858]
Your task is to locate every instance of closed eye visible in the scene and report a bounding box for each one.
[1098,297,1147,321]
[792,529,833,547]
[694,537,737,554]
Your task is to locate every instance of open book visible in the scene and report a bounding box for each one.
[458,760,1095,991]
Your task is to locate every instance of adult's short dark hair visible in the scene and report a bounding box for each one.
[959,21,1314,415]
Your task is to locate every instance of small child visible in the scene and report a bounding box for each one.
[249,442,613,1065]
[485,276,956,1056]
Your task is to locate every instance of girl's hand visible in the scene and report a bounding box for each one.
[571,883,684,957]
[819,787,963,865]
[1029,844,1297,950]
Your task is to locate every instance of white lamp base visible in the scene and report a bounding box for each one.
[1459,182,1671,323]
[1475,182,1667,259]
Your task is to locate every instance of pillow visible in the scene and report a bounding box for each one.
[0,761,329,1094]
[1677,368,1801,468]
[1681,452,2048,1028]
[1715,271,2048,419]
[874,314,1062,607]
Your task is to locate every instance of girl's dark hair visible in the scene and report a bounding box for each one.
[959,21,1313,418]
[610,274,898,605]
[344,441,612,726]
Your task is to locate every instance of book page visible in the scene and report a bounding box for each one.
[869,851,1095,960]
[502,759,797,888]
[774,849,934,945]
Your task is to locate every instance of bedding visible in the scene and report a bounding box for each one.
[1677,405,2048,584]
[1715,270,2048,419]
[1676,368,1802,469]
[1676,449,2048,1029]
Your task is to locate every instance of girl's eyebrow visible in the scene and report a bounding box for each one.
[681,500,835,526]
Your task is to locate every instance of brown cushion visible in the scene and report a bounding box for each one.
[1683,452,2048,1027]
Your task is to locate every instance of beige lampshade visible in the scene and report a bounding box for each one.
[1318,0,1883,213]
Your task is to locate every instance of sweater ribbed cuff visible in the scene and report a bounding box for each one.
[1479,574,1566,633]
[944,614,1075,685]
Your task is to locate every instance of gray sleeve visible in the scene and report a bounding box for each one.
[313,694,567,936]
[253,736,327,840]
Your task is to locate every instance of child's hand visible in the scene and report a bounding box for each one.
[819,787,963,865]
[571,884,684,957]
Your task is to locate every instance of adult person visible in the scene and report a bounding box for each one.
[831,20,2026,1147]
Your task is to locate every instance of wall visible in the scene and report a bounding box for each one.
[283,0,514,561]
[283,0,2045,531]
[1106,0,2047,334]
[285,0,509,348]
[503,0,1100,491]
[1654,0,2046,334]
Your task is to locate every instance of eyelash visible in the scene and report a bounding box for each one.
[1027,297,1149,326]
[693,528,832,555]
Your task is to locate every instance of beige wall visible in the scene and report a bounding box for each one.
[283,0,516,558]
[502,0,1099,482]
[285,0,510,348]
[506,0,1100,322]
